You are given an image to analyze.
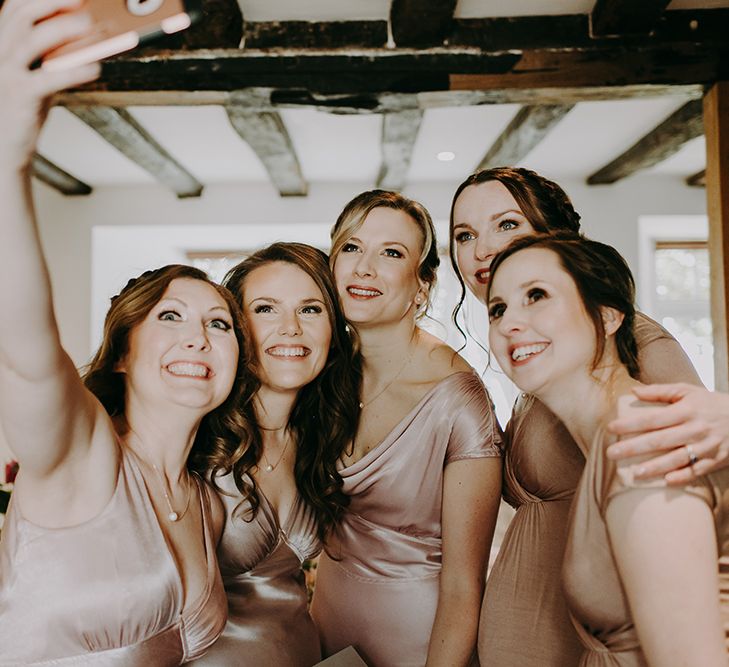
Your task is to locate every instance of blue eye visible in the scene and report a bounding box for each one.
[455,230,475,243]
[159,310,181,321]
[208,319,232,331]
[498,220,520,231]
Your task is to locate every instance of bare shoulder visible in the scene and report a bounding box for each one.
[415,329,473,380]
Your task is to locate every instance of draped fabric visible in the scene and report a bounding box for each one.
[311,371,502,667]
[0,449,226,666]
[193,472,322,666]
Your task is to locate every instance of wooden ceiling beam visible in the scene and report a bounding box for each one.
[244,20,387,49]
[687,169,706,187]
[590,0,671,37]
[390,0,457,48]
[377,109,424,191]
[477,104,574,170]
[225,107,307,197]
[68,107,203,198]
[31,154,92,196]
[588,99,705,184]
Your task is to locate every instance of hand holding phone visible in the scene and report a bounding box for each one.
[43,0,200,71]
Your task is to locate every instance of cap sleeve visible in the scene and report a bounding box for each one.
[445,372,503,465]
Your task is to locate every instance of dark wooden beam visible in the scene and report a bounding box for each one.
[224,107,307,197]
[145,0,243,49]
[244,21,387,49]
[450,9,729,51]
[703,82,729,391]
[587,99,705,185]
[390,0,457,48]
[31,154,92,196]
[477,104,574,170]
[591,0,671,37]
[68,107,203,198]
[377,110,423,191]
[686,169,706,187]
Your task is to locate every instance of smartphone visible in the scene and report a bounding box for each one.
[42,0,201,72]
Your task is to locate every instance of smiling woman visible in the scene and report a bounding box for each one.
[0,1,256,662]
[190,242,361,667]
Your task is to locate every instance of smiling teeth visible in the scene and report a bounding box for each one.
[168,362,209,378]
[512,343,548,362]
[349,287,380,297]
[268,347,308,357]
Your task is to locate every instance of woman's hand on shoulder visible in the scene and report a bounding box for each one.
[0,0,99,171]
[606,383,729,485]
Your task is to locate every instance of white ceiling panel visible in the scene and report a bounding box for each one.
[239,0,390,22]
[455,0,595,18]
[38,108,154,185]
[524,97,691,179]
[279,109,382,182]
[409,104,521,181]
[128,106,270,183]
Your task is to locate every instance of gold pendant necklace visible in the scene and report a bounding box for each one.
[359,346,415,409]
[261,436,291,473]
[149,460,193,522]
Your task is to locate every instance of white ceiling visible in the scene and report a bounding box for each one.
[37,0,722,191]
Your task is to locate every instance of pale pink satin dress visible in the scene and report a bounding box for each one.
[0,448,227,666]
[193,472,322,666]
[563,427,729,665]
[311,371,502,667]
[478,313,703,667]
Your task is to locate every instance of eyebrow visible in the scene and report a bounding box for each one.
[488,279,542,304]
[159,297,230,314]
[453,209,526,229]
[348,236,410,251]
[247,297,326,305]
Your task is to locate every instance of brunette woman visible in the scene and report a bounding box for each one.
[0,2,250,661]
[449,167,702,666]
[311,190,503,667]
[487,234,729,666]
[192,243,360,666]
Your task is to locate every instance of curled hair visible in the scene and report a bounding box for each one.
[449,167,582,341]
[487,233,640,378]
[204,243,361,542]
[83,264,256,466]
[330,189,439,317]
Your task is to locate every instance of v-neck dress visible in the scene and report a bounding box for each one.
[193,472,322,667]
[310,371,502,667]
[477,313,704,667]
[0,447,227,666]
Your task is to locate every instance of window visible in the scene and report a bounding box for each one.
[639,217,714,389]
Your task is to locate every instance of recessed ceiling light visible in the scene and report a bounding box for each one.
[437,151,456,162]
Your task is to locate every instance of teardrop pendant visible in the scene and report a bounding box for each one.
[168,511,179,522]
[265,464,273,472]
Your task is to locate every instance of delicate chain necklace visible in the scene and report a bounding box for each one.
[128,432,193,522]
[359,346,415,409]
[149,460,193,522]
[261,435,291,473]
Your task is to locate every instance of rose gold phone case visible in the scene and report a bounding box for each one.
[43,0,201,71]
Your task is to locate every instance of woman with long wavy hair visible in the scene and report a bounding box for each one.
[0,3,252,661]
[192,242,361,666]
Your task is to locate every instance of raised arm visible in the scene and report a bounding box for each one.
[0,0,113,520]
[605,483,727,666]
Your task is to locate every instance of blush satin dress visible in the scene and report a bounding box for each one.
[477,313,704,667]
[193,472,322,666]
[311,371,502,667]
[0,447,227,666]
